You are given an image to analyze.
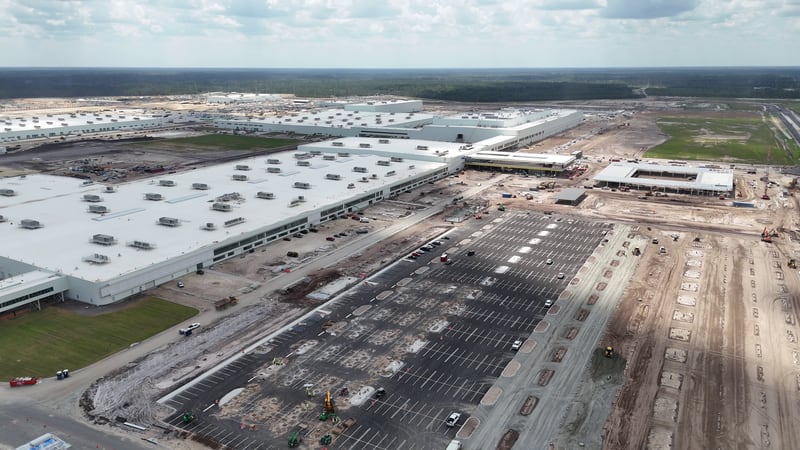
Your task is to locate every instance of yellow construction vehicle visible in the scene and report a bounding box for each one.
[603,346,614,358]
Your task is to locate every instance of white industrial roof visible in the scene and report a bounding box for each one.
[0,270,60,298]
[218,109,432,130]
[301,136,484,161]
[0,111,158,134]
[469,151,575,165]
[0,151,445,282]
[593,163,734,191]
[434,109,577,129]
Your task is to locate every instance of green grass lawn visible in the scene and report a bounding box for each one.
[0,297,196,380]
[151,134,298,151]
[645,116,795,165]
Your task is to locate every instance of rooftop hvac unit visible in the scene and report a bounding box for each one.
[202,222,216,231]
[353,166,367,173]
[293,181,311,189]
[267,158,281,164]
[296,160,311,167]
[379,139,390,144]
[82,194,102,202]
[83,253,110,264]
[159,180,176,187]
[294,152,310,159]
[331,142,344,147]
[212,202,233,212]
[231,174,248,181]
[323,155,336,161]
[310,150,322,156]
[88,205,109,214]
[409,164,416,169]
[337,152,350,157]
[347,183,355,189]
[157,217,180,227]
[359,177,369,183]
[377,160,391,166]
[0,188,17,196]
[325,174,342,180]
[370,174,378,179]
[390,156,404,162]
[128,240,156,250]
[385,170,396,177]
[289,198,303,207]
[416,145,429,150]
[104,186,117,193]
[267,167,282,173]
[235,164,251,171]
[91,234,116,245]
[256,191,275,199]
[145,193,164,201]
[224,217,245,227]
[192,182,210,190]
[19,219,43,229]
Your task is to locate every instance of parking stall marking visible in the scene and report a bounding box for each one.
[419,343,507,374]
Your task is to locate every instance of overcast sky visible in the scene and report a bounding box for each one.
[1,0,798,68]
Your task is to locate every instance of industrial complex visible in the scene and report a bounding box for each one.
[0,111,163,147]
[0,100,582,312]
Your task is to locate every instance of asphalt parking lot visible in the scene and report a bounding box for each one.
[160,211,611,449]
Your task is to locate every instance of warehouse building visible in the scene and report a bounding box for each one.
[555,188,588,206]
[465,151,577,175]
[0,138,469,310]
[0,112,163,144]
[592,163,734,196]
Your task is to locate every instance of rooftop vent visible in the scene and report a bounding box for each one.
[296,160,311,167]
[325,174,342,180]
[416,145,429,150]
[337,152,350,157]
[157,217,180,227]
[0,189,17,196]
[256,191,275,199]
[359,143,371,148]
[310,150,322,156]
[267,167,282,173]
[376,160,391,166]
[212,202,233,212]
[293,181,311,189]
[91,234,117,245]
[289,197,306,207]
[82,194,102,202]
[294,152,310,159]
[371,174,378,179]
[359,177,369,183]
[235,164,251,171]
[390,157,404,162]
[409,164,416,169]
[19,219,43,229]
[379,139,390,144]
[331,142,344,147]
[385,170,396,177]
[202,222,216,231]
[323,155,336,161]
[145,193,164,201]
[128,240,156,250]
[224,217,245,227]
[192,182,210,190]
[88,205,109,214]
[159,180,176,187]
[267,158,281,164]
[231,174,248,181]
[83,253,110,264]
[353,166,367,173]
[347,183,355,189]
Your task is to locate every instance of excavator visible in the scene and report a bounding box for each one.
[762,227,772,243]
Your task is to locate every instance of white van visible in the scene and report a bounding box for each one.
[446,440,462,450]
[359,217,370,223]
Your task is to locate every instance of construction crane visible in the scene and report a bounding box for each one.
[763,148,772,200]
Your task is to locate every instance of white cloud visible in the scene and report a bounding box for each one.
[0,0,796,67]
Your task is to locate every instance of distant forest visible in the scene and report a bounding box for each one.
[0,67,799,101]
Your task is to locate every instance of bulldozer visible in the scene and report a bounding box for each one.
[603,346,615,358]
[181,411,195,424]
